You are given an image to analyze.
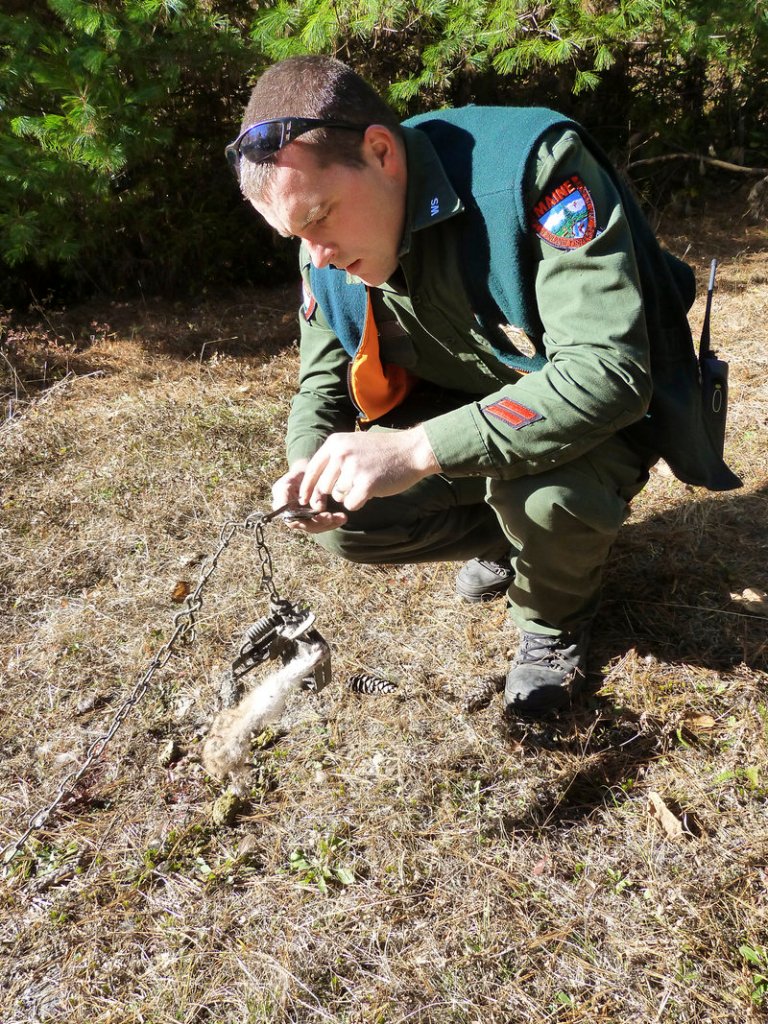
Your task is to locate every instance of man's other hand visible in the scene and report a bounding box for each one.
[298,426,441,512]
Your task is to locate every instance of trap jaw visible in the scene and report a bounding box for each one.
[219,508,333,708]
[233,600,330,688]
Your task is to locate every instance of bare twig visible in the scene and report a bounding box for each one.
[28,289,74,344]
[0,370,107,430]
[0,347,28,399]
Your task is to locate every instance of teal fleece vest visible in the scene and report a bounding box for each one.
[309,106,740,491]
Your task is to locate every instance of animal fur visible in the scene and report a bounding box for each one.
[202,647,324,783]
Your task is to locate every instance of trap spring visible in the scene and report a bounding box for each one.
[1,507,328,867]
[219,597,332,708]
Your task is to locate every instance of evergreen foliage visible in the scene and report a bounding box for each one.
[0,0,284,302]
[1,1,766,302]
[249,0,768,156]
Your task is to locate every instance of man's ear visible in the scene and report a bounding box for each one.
[363,124,404,175]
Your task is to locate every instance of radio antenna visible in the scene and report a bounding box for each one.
[699,257,718,360]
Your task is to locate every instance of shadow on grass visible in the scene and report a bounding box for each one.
[129,286,298,362]
[496,706,680,831]
[493,483,767,831]
[597,480,768,673]
[1,285,298,403]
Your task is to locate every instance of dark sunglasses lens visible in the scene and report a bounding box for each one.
[239,121,286,164]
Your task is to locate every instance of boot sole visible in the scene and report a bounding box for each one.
[455,581,511,603]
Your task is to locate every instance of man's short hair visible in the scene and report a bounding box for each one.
[238,55,402,201]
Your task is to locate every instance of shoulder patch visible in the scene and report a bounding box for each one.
[531,174,597,250]
[483,397,543,430]
[301,280,318,322]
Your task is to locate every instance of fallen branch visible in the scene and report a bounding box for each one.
[627,152,768,175]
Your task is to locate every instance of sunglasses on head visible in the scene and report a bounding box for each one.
[225,116,368,178]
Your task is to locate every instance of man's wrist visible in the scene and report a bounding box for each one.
[408,424,442,475]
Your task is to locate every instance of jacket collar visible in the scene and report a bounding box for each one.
[398,126,464,257]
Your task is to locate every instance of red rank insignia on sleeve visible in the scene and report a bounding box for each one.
[483,398,543,429]
[531,174,597,249]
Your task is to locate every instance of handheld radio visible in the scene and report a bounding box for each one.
[698,258,730,459]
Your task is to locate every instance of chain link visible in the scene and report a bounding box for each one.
[252,516,280,604]
[1,508,280,868]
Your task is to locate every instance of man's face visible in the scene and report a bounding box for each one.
[250,127,407,287]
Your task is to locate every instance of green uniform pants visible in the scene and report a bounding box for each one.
[314,430,652,636]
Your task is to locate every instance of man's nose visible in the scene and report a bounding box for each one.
[306,241,335,269]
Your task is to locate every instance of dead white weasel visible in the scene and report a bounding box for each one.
[202,646,324,783]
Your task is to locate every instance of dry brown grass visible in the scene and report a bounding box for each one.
[1,209,767,1024]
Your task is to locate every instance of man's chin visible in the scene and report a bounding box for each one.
[357,267,394,287]
[352,271,378,287]
[343,255,398,287]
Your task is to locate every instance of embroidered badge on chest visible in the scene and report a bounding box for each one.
[484,397,543,430]
[532,174,597,249]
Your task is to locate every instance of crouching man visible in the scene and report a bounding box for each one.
[226,56,739,717]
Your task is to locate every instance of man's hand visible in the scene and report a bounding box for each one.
[271,459,348,534]
[298,426,441,511]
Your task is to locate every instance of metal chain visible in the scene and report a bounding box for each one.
[252,516,280,605]
[1,508,279,868]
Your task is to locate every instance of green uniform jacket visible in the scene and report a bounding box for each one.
[288,106,740,490]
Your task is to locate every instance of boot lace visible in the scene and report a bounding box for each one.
[476,558,511,578]
[516,633,580,670]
